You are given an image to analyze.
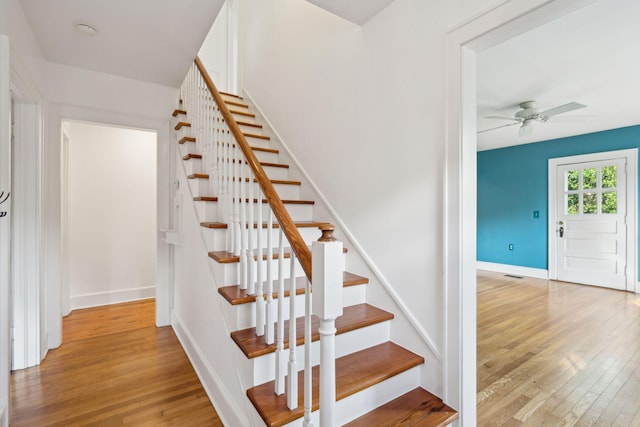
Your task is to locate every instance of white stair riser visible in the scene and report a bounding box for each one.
[247,320,391,386]
[202,226,323,252]
[187,177,209,196]
[225,102,250,113]
[252,149,279,164]
[238,123,263,134]
[183,158,202,175]
[174,126,193,141]
[210,252,347,288]
[224,284,366,331]
[231,112,255,124]
[196,203,314,227]
[221,94,241,103]
[244,135,271,149]
[280,367,422,427]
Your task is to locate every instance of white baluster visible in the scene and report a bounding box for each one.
[287,251,298,410]
[247,171,255,295]
[239,150,248,290]
[312,225,343,427]
[265,209,274,345]
[255,187,265,337]
[303,277,313,427]
[275,228,286,395]
[233,145,241,257]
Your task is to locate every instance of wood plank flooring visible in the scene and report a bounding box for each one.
[10,299,223,426]
[477,270,640,426]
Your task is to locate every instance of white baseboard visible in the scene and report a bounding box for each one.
[70,285,155,310]
[477,261,549,280]
[171,311,250,427]
[0,405,6,427]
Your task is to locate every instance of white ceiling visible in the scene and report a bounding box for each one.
[304,0,396,24]
[19,0,223,87]
[477,0,640,151]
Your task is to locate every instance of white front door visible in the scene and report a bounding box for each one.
[554,156,629,290]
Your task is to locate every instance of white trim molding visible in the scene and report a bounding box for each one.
[171,311,250,427]
[70,286,156,310]
[477,261,549,280]
[445,0,599,423]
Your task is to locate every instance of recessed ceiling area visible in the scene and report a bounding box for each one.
[18,0,223,87]
[304,0,396,24]
[477,0,640,151]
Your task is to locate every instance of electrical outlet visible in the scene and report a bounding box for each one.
[508,243,514,251]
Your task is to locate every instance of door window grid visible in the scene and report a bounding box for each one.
[565,165,617,215]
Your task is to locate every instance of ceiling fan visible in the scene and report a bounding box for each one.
[478,100,587,136]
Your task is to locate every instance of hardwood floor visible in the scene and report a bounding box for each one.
[10,299,223,426]
[477,270,640,426]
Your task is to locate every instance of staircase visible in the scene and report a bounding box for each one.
[170,59,458,426]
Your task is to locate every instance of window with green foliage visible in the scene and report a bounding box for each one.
[565,164,618,215]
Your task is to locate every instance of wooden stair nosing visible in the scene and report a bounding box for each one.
[251,146,279,154]
[247,342,424,427]
[237,120,263,129]
[188,173,208,180]
[230,109,255,118]
[179,136,196,144]
[231,303,393,359]
[194,196,217,202]
[175,121,191,130]
[218,271,369,306]
[200,220,328,230]
[220,91,242,100]
[343,387,458,427]
[208,245,348,264]
[243,132,270,141]
[172,109,187,117]
[183,153,202,160]
[225,99,250,109]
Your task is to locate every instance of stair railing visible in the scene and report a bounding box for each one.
[179,57,342,426]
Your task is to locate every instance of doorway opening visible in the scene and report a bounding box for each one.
[61,120,158,314]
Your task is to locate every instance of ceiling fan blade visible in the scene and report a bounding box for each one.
[477,122,521,134]
[484,115,521,122]
[518,124,534,137]
[539,102,586,117]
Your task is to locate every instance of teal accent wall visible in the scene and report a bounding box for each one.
[477,125,640,271]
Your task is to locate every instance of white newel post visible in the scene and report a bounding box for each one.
[312,225,343,427]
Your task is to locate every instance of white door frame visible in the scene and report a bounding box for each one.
[0,34,12,427]
[43,105,173,350]
[445,0,599,423]
[548,149,637,292]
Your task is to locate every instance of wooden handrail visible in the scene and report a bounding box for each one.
[194,57,313,281]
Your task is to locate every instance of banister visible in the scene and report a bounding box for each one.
[194,57,312,281]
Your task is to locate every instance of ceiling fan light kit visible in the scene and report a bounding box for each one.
[480,100,587,136]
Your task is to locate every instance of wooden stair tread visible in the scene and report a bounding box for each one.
[209,244,347,264]
[247,342,424,427]
[188,173,208,179]
[218,271,369,305]
[232,303,393,358]
[243,132,270,140]
[196,198,313,205]
[237,120,262,129]
[220,91,242,99]
[260,162,289,169]
[201,220,328,230]
[343,388,458,427]
[251,146,278,154]
[230,109,255,118]
[172,109,187,117]
[175,121,191,130]
[179,136,196,144]
[183,153,202,160]
[225,99,249,109]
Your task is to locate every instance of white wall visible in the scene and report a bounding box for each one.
[65,121,157,309]
[199,1,230,92]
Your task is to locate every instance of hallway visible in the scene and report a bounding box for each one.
[10,300,223,426]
